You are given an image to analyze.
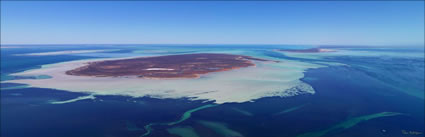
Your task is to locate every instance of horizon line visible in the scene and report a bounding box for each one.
[0,43,425,47]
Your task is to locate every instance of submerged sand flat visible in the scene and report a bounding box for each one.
[7,53,323,104]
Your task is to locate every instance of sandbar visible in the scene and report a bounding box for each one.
[6,53,322,104]
[277,48,335,53]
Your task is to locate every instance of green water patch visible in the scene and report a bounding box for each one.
[140,123,155,137]
[1,75,14,81]
[33,75,52,79]
[167,126,200,137]
[167,104,218,126]
[296,112,403,137]
[197,120,243,137]
[126,121,143,131]
[273,104,306,116]
[141,104,218,137]
[0,84,30,91]
[232,108,253,116]
[1,74,51,82]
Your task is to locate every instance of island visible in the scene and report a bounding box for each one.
[276,48,335,53]
[66,53,275,79]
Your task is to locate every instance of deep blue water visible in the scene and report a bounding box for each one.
[1,45,424,137]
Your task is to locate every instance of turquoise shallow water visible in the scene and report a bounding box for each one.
[1,45,424,137]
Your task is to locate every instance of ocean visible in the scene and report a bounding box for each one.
[1,45,423,137]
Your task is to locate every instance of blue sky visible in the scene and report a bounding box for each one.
[1,1,424,46]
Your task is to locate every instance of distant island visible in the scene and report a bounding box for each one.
[276,48,335,53]
[66,53,275,79]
